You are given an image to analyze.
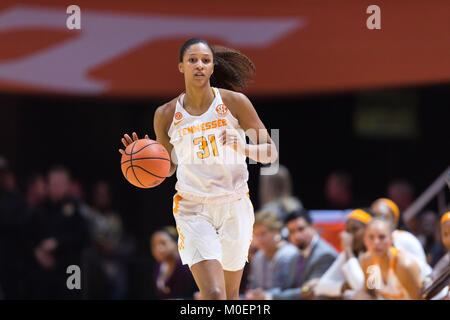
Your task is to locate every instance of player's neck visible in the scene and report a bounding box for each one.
[184,85,215,113]
[373,252,390,270]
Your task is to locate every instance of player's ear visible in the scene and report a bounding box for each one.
[178,62,184,74]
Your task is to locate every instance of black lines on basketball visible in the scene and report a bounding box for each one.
[129,141,146,188]
[131,165,166,179]
[124,142,158,156]
[121,139,170,189]
[121,157,170,166]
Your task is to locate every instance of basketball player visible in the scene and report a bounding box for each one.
[355,217,422,300]
[421,212,450,299]
[371,198,432,279]
[314,208,373,299]
[119,38,278,300]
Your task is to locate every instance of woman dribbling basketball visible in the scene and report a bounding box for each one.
[118,38,278,300]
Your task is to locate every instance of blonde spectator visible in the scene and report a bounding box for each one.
[355,218,422,300]
[371,198,432,279]
[245,211,299,299]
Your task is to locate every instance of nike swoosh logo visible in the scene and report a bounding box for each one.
[174,120,183,126]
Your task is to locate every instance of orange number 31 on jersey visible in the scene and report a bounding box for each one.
[193,134,219,159]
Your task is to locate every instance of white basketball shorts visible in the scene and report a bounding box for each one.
[172,193,255,272]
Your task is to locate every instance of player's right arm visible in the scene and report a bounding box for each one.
[354,253,376,299]
[153,103,177,177]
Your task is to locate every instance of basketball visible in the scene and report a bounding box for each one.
[121,139,170,188]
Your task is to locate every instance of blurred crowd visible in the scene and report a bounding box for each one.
[0,156,134,299]
[236,166,449,300]
[0,155,449,300]
[151,165,449,301]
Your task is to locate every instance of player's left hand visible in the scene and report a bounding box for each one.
[219,128,246,155]
[119,132,150,155]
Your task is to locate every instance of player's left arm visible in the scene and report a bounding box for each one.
[220,90,278,164]
[395,252,423,299]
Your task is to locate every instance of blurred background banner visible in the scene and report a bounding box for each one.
[0,0,449,97]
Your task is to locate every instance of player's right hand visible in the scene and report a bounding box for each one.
[118,132,150,155]
[339,231,353,251]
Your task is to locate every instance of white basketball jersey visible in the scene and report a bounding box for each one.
[168,88,249,203]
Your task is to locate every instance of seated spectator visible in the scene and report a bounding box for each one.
[249,209,338,300]
[259,164,303,223]
[416,210,441,265]
[387,179,414,213]
[83,181,133,300]
[151,226,196,299]
[245,211,299,298]
[420,212,450,300]
[386,179,415,230]
[0,157,28,299]
[25,173,48,210]
[323,171,354,210]
[371,198,432,279]
[26,165,90,299]
[355,218,422,300]
[239,239,258,296]
[315,208,374,299]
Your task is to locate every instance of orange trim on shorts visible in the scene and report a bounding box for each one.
[173,194,182,214]
[239,191,250,201]
[177,226,185,251]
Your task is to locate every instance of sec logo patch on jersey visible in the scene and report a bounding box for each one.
[174,112,183,120]
[174,112,183,125]
[215,104,228,118]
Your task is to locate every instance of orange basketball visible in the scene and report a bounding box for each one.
[121,139,170,188]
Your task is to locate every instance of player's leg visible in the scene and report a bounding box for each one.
[172,195,226,300]
[220,196,255,300]
[190,260,227,300]
[224,269,244,300]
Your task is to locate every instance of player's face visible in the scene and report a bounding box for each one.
[441,221,450,251]
[287,217,314,250]
[253,224,278,251]
[364,221,392,257]
[151,232,177,262]
[346,219,366,253]
[179,43,214,86]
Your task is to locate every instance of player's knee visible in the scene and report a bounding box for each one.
[204,286,226,300]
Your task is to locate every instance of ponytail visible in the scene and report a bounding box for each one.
[179,38,256,91]
[210,45,256,91]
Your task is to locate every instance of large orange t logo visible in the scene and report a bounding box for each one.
[0,5,303,94]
